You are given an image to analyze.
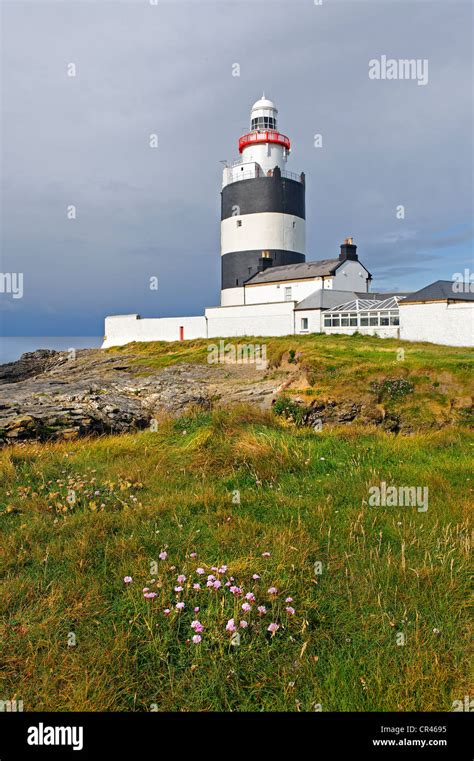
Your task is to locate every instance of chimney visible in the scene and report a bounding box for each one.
[258,250,273,272]
[339,237,358,262]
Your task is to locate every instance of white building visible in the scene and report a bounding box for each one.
[399,281,474,347]
[102,96,473,350]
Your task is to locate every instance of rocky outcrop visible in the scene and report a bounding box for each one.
[0,349,278,444]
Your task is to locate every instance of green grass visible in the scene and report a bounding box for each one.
[113,334,473,430]
[0,406,471,712]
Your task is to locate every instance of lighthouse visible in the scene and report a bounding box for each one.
[220,95,306,306]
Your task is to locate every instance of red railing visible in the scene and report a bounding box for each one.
[238,130,291,153]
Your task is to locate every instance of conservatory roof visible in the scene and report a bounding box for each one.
[325,296,402,313]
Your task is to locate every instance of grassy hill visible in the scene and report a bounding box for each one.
[113,332,473,431]
[0,334,472,711]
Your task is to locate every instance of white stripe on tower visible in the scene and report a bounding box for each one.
[221,213,305,256]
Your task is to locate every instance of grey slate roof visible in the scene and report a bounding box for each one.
[354,291,411,300]
[295,289,358,311]
[245,259,341,284]
[400,280,474,304]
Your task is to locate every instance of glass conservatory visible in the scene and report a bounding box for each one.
[322,297,402,330]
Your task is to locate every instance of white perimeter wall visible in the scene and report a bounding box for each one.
[102,299,473,349]
[205,301,295,338]
[400,302,474,346]
[103,314,207,347]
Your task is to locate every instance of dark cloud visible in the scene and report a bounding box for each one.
[1,0,472,335]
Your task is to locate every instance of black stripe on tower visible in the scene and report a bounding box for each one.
[222,250,305,290]
[221,175,305,221]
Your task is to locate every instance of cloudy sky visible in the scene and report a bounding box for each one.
[1,0,472,336]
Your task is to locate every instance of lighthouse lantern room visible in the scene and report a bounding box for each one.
[220,95,306,306]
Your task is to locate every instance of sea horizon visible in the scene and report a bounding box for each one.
[0,336,103,366]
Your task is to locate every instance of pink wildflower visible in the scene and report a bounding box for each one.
[245,592,255,601]
[267,622,279,634]
[213,580,222,589]
[159,551,167,560]
[252,574,260,580]
[176,602,185,610]
[267,587,278,596]
[123,576,133,584]
[285,606,295,615]
[192,634,202,644]
[241,602,251,612]
[240,620,248,629]
[226,618,236,633]
[285,597,293,603]
[164,608,171,615]
[194,606,200,613]
[144,592,157,599]
[262,552,271,557]
[190,552,197,558]
[174,585,183,593]
[142,587,150,593]
[196,568,205,575]
[177,574,186,583]
[257,605,266,615]
[218,565,228,574]
[193,583,201,590]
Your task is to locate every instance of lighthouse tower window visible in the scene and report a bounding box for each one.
[284,286,292,301]
[251,116,276,130]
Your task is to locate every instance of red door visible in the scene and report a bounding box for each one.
[179,326,184,341]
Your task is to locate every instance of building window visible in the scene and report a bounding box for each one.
[236,220,242,227]
[284,287,292,301]
[301,318,308,331]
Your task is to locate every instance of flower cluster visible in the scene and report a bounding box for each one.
[122,549,296,646]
